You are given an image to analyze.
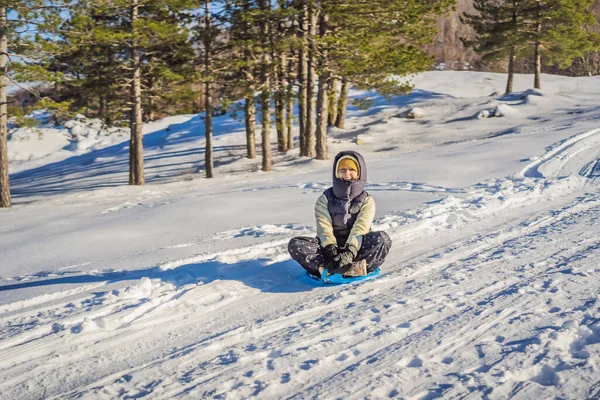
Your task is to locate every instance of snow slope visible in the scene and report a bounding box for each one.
[3,71,600,399]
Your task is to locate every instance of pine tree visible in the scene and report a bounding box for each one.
[228,0,258,159]
[317,0,455,133]
[524,0,600,89]
[39,3,117,121]
[69,0,194,185]
[192,0,219,178]
[1,0,57,208]
[462,0,528,94]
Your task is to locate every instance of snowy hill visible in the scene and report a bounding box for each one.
[2,71,600,399]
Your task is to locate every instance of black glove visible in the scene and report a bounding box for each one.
[334,245,357,270]
[321,244,339,272]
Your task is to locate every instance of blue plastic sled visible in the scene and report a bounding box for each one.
[308,268,381,284]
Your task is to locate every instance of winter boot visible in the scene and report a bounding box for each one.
[342,259,367,277]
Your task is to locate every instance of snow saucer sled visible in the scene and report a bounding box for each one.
[308,268,381,284]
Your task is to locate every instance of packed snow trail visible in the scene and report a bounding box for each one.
[1,178,600,399]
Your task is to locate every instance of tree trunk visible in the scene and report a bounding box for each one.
[315,13,329,160]
[335,78,349,129]
[286,50,294,150]
[145,76,155,122]
[0,7,10,207]
[129,0,144,186]
[534,43,541,89]
[305,1,317,158]
[274,54,287,152]
[298,0,308,156]
[506,2,517,95]
[261,81,272,172]
[259,0,271,171]
[534,0,542,90]
[245,91,257,159]
[106,99,111,125]
[242,0,256,159]
[193,90,204,113]
[147,97,155,122]
[316,73,328,159]
[274,8,287,153]
[204,1,214,178]
[205,82,213,178]
[99,95,105,121]
[327,76,338,126]
[506,47,515,94]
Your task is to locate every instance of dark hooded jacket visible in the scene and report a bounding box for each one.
[315,151,376,251]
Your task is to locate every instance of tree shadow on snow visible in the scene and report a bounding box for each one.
[9,113,252,200]
[0,258,323,294]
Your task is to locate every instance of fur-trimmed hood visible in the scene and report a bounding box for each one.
[331,151,367,200]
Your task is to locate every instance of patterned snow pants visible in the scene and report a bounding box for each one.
[288,231,392,277]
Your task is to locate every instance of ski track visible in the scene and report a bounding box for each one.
[4,130,600,398]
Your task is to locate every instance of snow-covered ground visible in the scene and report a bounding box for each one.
[2,71,600,399]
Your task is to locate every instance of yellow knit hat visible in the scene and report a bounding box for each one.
[336,156,360,178]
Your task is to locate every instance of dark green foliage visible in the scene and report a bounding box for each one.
[463,0,600,82]
[461,0,527,63]
[15,0,196,123]
[529,0,600,69]
[324,0,456,94]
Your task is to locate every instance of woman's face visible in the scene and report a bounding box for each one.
[337,167,358,180]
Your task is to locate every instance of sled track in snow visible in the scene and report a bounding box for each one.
[520,128,600,179]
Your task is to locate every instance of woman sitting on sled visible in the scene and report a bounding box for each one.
[288,151,392,280]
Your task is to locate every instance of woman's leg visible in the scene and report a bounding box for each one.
[356,231,392,272]
[288,236,326,277]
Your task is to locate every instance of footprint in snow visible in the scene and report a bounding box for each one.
[407,356,423,368]
[300,359,319,370]
[442,357,454,365]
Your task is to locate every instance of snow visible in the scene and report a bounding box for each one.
[7,112,129,167]
[3,71,600,398]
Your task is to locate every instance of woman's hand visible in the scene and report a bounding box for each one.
[334,245,357,270]
[321,244,339,272]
